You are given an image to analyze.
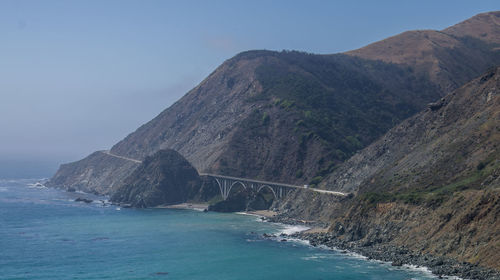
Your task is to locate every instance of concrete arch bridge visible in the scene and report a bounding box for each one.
[199,173,346,201]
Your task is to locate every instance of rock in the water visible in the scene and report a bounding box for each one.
[391,260,403,266]
[75,197,93,203]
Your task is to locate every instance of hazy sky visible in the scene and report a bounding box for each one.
[0,0,498,177]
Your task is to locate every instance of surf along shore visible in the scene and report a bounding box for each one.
[267,214,500,280]
[154,202,500,280]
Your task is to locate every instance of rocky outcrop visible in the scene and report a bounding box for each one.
[110,149,201,207]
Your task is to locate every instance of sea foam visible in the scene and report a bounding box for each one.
[279,224,310,235]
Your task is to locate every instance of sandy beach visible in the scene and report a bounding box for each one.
[158,203,210,211]
[245,210,277,218]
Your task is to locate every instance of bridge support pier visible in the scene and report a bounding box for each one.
[214,178,231,200]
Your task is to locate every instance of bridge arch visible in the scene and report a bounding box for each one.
[257,184,278,200]
[227,181,247,198]
[214,178,226,199]
[230,180,246,190]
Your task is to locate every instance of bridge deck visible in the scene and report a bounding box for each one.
[101,150,142,163]
[199,173,347,196]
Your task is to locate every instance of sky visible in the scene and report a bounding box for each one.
[0,0,498,178]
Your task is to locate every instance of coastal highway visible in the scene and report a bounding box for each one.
[100,150,142,164]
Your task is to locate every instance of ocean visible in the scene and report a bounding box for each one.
[0,179,437,279]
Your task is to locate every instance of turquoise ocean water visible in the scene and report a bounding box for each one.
[0,179,437,279]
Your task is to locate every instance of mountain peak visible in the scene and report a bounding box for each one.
[345,11,500,93]
[443,11,500,44]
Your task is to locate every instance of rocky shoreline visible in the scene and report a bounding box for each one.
[298,233,500,280]
[263,215,500,280]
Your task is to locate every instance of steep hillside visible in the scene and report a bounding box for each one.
[321,66,499,196]
[48,12,500,195]
[280,67,499,271]
[205,52,439,181]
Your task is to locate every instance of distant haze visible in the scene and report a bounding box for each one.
[0,0,498,178]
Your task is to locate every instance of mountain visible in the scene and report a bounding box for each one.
[47,52,438,194]
[279,67,500,270]
[48,12,500,196]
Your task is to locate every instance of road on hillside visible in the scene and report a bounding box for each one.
[101,150,142,164]
[100,151,348,196]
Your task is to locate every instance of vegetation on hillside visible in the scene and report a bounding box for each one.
[244,51,440,183]
[361,150,500,207]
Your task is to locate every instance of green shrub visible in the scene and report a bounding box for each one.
[309,176,323,185]
[477,161,486,170]
[362,192,393,204]
[295,119,305,127]
[261,112,270,125]
[280,99,295,109]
